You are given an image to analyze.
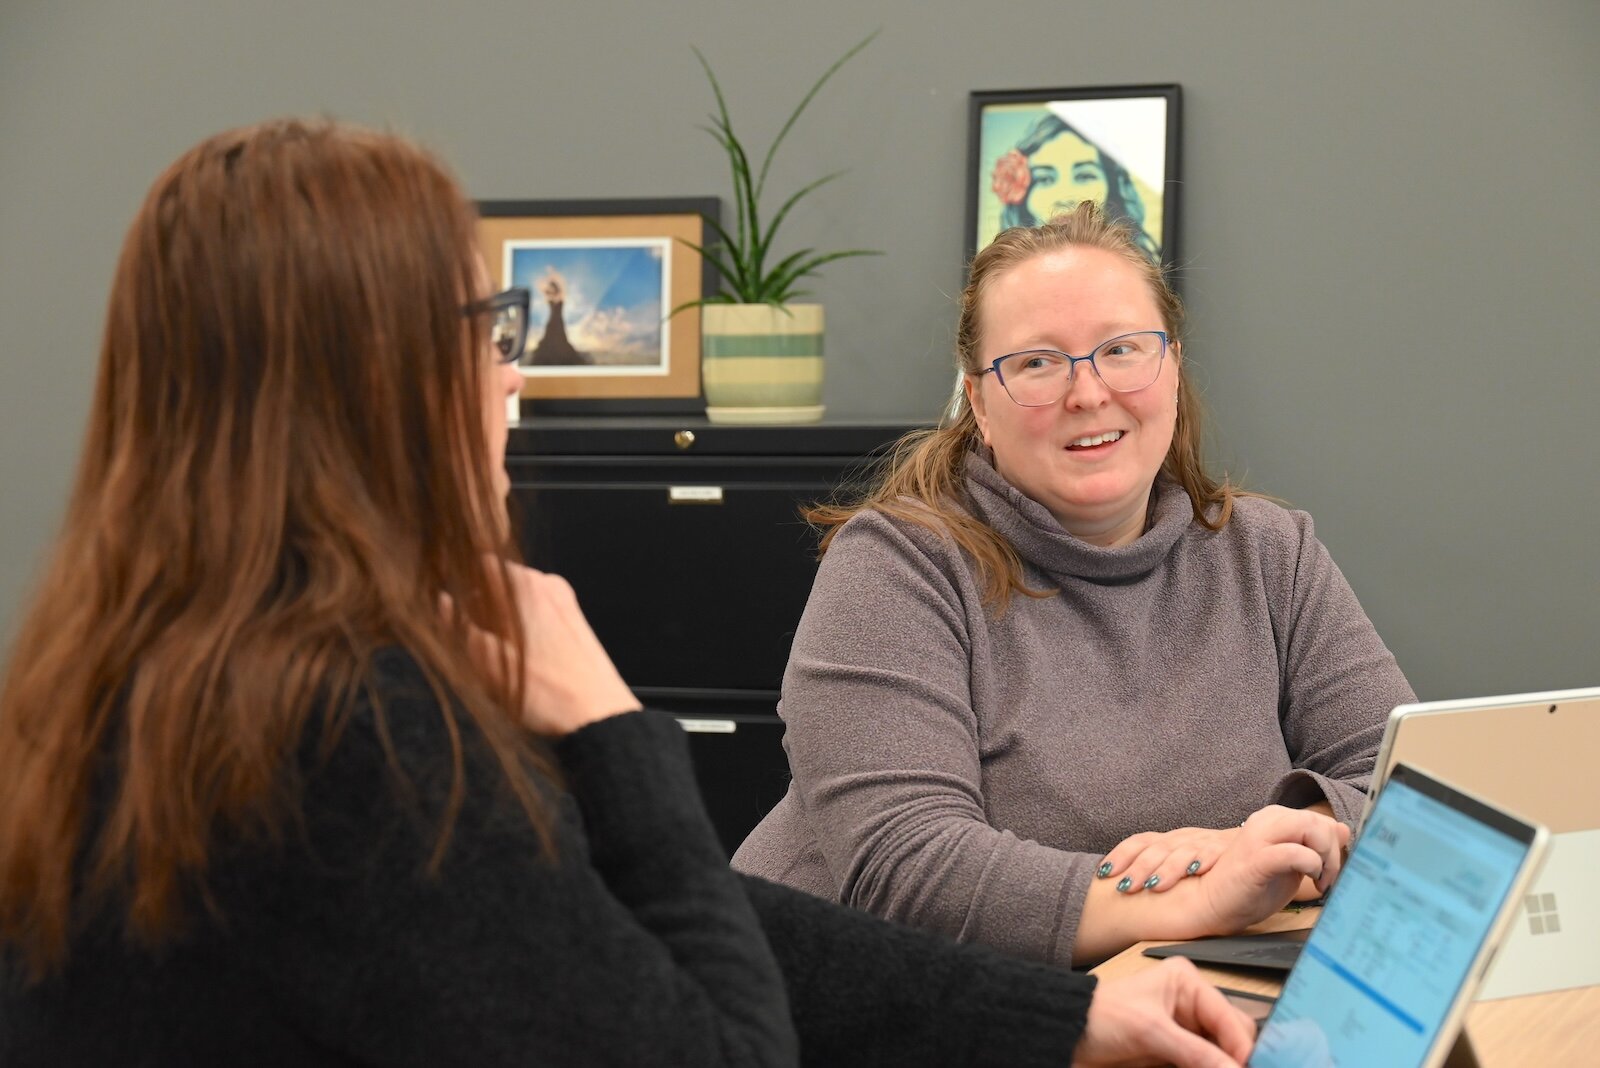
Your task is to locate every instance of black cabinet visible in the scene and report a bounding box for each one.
[506,415,918,854]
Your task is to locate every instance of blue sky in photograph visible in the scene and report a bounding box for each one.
[509,241,666,364]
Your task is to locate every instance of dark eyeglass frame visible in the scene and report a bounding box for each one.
[976,330,1170,407]
[463,286,532,364]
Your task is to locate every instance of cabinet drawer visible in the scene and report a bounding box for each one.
[668,712,790,858]
[501,419,919,854]
[512,478,829,691]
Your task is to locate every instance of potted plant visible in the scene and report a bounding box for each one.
[682,32,880,424]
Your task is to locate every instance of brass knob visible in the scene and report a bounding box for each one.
[673,430,696,450]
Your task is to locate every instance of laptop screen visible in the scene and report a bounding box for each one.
[1249,767,1536,1067]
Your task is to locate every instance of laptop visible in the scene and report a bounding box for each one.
[1360,687,1600,999]
[1247,762,1548,1068]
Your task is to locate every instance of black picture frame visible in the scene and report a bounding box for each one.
[476,197,719,415]
[966,85,1181,275]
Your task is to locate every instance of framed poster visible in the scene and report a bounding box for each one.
[476,198,718,413]
[967,85,1181,270]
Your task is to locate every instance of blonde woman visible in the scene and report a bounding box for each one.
[737,202,1407,968]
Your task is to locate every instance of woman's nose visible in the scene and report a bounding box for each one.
[1061,358,1110,408]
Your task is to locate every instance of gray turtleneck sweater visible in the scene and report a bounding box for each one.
[732,452,1414,968]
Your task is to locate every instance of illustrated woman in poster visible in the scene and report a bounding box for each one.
[991,114,1158,259]
[978,97,1169,261]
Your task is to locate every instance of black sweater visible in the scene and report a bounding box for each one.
[1,652,1092,1065]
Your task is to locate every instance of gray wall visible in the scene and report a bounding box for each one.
[3,1,1596,700]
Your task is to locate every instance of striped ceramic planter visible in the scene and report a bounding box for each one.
[701,303,825,424]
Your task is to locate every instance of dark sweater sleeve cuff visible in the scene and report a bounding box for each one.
[944,958,1095,1067]
[553,707,688,781]
[552,709,725,872]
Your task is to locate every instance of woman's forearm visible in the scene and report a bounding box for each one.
[1073,803,1346,965]
[1072,873,1221,966]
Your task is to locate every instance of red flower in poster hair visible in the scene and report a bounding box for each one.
[990,149,1032,206]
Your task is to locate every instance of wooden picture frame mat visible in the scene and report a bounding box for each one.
[476,213,704,400]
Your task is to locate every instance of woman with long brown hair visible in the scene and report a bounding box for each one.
[736,202,1410,968]
[0,118,1271,1067]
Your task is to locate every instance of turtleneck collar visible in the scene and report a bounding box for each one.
[962,448,1193,583]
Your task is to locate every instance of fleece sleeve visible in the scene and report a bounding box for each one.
[1263,510,1416,827]
[773,512,1098,968]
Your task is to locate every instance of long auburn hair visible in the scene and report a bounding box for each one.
[809,202,1241,612]
[0,119,551,980]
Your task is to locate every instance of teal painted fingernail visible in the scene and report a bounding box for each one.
[1116,876,1133,893]
[1186,859,1202,875]
[1144,875,1161,890]
[1097,862,1113,878]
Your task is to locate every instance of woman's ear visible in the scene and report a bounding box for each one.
[963,374,992,447]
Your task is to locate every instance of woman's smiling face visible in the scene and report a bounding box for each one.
[964,245,1179,547]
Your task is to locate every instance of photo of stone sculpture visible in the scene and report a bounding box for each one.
[507,239,670,374]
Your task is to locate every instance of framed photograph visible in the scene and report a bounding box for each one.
[967,85,1181,271]
[476,198,718,413]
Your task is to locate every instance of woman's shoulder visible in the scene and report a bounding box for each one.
[805,502,998,628]
[832,496,969,554]
[1216,492,1318,551]
[823,499,980,584]
[1203,492,1339,595]
[303,646,519,803]
[364,646,458,710]
[339,646,462,739]
[286,646,573,869]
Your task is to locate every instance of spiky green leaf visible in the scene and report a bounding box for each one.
[765,249,882,301]
[753,170,846,275]
[754,30,879,203]
[689,31,884,305]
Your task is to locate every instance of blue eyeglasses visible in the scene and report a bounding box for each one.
[978,330,1169,406]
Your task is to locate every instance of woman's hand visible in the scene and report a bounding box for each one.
[457,560,640,736]
[1075,805,1348,963]
[1096,826,1241,895]
[1193,805,1349,936]
[1073,958,1253,1067]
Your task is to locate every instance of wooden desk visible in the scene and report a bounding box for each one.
[1090,908,1600,1065]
